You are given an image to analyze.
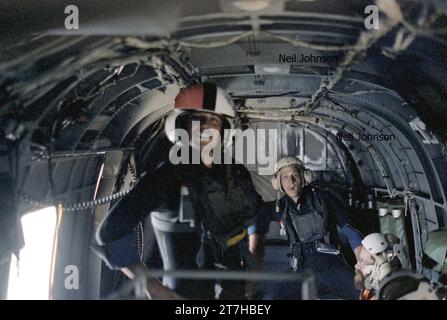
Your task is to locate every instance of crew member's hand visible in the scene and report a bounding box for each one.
[245,234,266,299]
[145,278,183,300]
[122,262,183,300]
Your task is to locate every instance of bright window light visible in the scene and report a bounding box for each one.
[7,206,57,300]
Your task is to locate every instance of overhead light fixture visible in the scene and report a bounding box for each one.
[232,0,272,12]
[255,65,290,74]
[261,66,284,73]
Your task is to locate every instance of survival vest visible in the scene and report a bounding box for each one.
[278,186,335,246]
[183,163,259,250]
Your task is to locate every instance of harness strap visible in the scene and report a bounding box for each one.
[226,229,247,247]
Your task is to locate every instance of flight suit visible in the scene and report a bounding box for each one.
[268,186,363,299]
[97,161,269,299]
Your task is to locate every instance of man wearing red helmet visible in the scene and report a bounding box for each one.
[96,83,269,299]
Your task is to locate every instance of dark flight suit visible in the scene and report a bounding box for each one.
[97,161,269,299]
[263,186,363,299]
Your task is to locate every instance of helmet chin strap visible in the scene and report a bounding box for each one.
[275,191,281,214]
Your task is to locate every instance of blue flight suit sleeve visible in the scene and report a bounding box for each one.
[248,201,275,236]
[98,230,141,269]
[340,223,363,251]
[322,189,363,251]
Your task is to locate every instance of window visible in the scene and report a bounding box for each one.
[7,206,57,300]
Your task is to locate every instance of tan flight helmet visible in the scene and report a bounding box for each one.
[271,156,306,214]
[271,156,306,193]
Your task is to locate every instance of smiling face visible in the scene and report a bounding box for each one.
[186,111,223,151]
[279,165,303,199]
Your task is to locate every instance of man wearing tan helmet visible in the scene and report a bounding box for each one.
[267,156,364,299]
